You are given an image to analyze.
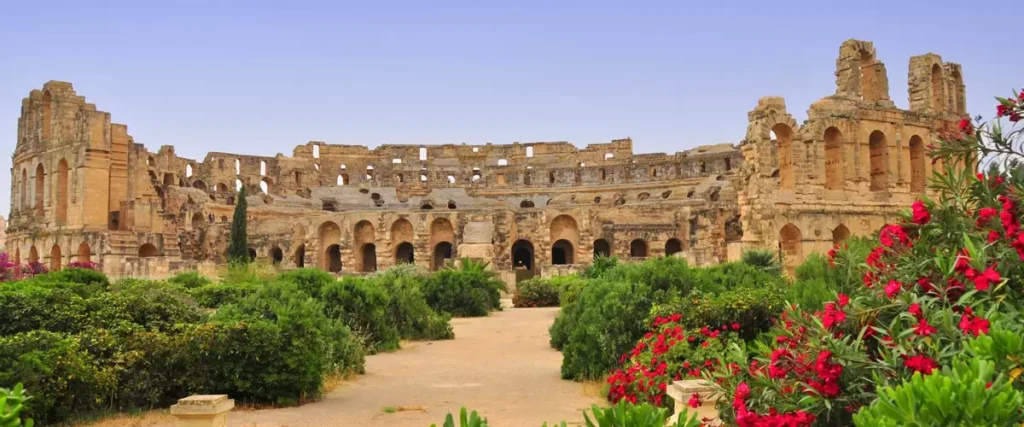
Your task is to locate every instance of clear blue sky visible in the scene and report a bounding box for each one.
[0,0,1017,218]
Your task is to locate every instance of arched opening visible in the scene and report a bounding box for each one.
[360,244,377,272]
[186,164,194,177]
[354,220,376,272]
[325,244,342,272]
[824,127,843,190]
[260,160,267,176]
[56,158,68,224]
[294,244,306,267]
[41,91,52,141]
[34,163,45,216]
[549,172,556,184]
[432,242,454,270]
[192,180,207,191]
[600,168,607,181]
[779,224,802,276]
[665,238,682,256]
[951,70,965,114]
[930,63,944,112]
[551,239,574,265]
[337,174,346,186]
[520,200,535,208]
[593,239,611,258]
[269,247,283,264]
[395,242,414,264]
[772,124,794,189]
[216,183,228,193]
[234,159,241,174]
[447,200,457,209]
[28,246,39,264]
[909,135,926,193]
[138,243,158,258]
[511,240,534,270]
[447,175,455,184]
[430,218,455,271]
[260,177,272,194]
[366,165,374,181]
[247,248,257,262]
[192,212,204,228]
[77,242,91,263]
[629,239,648,258]
[235,179,242,192]
[832,224,851,247]
[318,221,341,271]
[524,171,532,185]
[20,169,27,210]
[869,130,889,191]
[50,245,62,271]
[395,173,404,183]
[164,173,174,186]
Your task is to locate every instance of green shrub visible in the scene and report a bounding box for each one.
[321,277,401,353]
[583,399,701,427]
[559,279,653,380]
[0,286,88,336]
[87,286,203,332]
[76,328,182,410]
[276,268,336,298]
[420,259,505,317]
[787,237,875,311]
[740,249,781,276]
[0,331,110,424]
[374,272,453,341]
[431,407,489,427]
[852,359,1024,426]
[188,281,260,308]
[167,271,212,289]
[0,383,34,427]
[649,285,786,339]
[512,278,560,307]
[30,267,110,291]
[552,275,588,307]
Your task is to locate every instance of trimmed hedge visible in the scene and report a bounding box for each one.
[512,278,560,307]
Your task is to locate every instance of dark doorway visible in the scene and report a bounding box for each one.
[630,239,648,258]
[665,239,682,256]
[247,248,257,262]
[395,242,414,264]
[593,239,611,258]
[295,244,305,267]
[433,242,454,270]
[326,244,342,273]
[552,239,574,265]
[361,243,377,272]
[511,240,534,270]
[271,247,283,264]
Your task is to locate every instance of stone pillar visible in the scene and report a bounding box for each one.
[667,380,721,425]
[170,395,234,427]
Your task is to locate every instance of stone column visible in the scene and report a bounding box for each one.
[170,395,234,427]
[667,380,721,425]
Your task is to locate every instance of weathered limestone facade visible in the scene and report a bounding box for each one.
[6,40,966,282]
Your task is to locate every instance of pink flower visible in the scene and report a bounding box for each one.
[977,207,998,227]
[913,318,937,337]
[959,314,990,337]
[908,303,922,318]
[966,266,1001,291]
[688,392,702,408]
[884,280,902,298]
[837,293,849,307]
[911,200,931,224]
[903,354,938,375]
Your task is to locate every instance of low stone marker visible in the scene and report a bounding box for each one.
[170,394,235,427]
[667,380,721,425]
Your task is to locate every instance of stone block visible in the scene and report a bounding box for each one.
[170,394,234,427]
[667,380,721,425]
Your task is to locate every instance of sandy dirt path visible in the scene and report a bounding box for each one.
[87,306,603,427]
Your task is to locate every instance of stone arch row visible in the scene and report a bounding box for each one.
[15,158,71,223]
[310,217,457,274]
[777,222,852,276]
[511,236,684,270]
[768,121,929,193]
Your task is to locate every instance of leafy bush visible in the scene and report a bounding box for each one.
[321,277,401,353]
[187,281,260,308]
[512,278,560,307]
[0,286,88,335]
[650,286,785,340]
[76,328,182,410]
[0,383,35,427]
[420,259,505,317]
[740,249,781,276]
[0,331,110,424]
[786,238,874,311]
[559,279,652,380]
[431,407,489,427]
[86,286,203,332]
[167,271,212,289]
[374,271,453,341]
[583,399,701,427]
[30,267,110,290]
[276,268,336,298]
[852,358,1024,426]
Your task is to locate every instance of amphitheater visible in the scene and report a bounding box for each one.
[5,39,967,285]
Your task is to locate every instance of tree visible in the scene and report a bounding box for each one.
[226,186,249,263]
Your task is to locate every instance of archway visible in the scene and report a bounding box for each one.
[930,63,944,112]
[139,243,158,257]
[551,239,574,265]
[433,242,454,270]
[164,173,174,186]
[593,239,611,258]
[779,224,803,276]
[192,180,207,191]
[832,224,851,247]
[824,127,843,190]
[549,215,579,264]
[665,238,682,256]
[50,244,62,271]
[294,244,306,267]
[270,247,283,264]
[630,239,648,258]
[773,124,794,189]
[869,130,888,191]
[34,164,44,215]
[520,200,535,208]
[395,242,414,264]
[512,240,535,270]
[318,221,341,271]
[260,178,272,195]
[216,183,228,193]
[20,169,27,211]
[191,212,204,229]
[361,244,377,272]
[391,218,414,243]
[326,244,342,272]
[247,248,257,262]
[56,158,68,224]
[77,242,91,263]
[909,135,926,193]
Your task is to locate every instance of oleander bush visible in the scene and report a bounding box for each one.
[512,277,560,307]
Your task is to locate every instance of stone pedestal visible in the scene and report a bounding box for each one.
[667,380,721,425]
[170,395,234,427]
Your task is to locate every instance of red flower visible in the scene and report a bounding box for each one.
[959,314,990,337]
[913,318,937,337]
[734,382,750,401]
[977,207,998,227]
[879,224,910,247]
[966,266,1000,291]
[884,280,902,298]
[997,103,1010,117]
[908,303,922,318]
[958,118,974,134]
[688,392,702,408]
[731,323,741,331]
[987,230,1001,243]
[903,354,938,375]
[837,293,849,307]
[911,200,931,224]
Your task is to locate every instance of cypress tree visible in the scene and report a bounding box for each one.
[226,186,249,263]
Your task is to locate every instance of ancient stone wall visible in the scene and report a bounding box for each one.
[5,39,966,283]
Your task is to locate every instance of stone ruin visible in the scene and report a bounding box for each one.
[5,40,967,284]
